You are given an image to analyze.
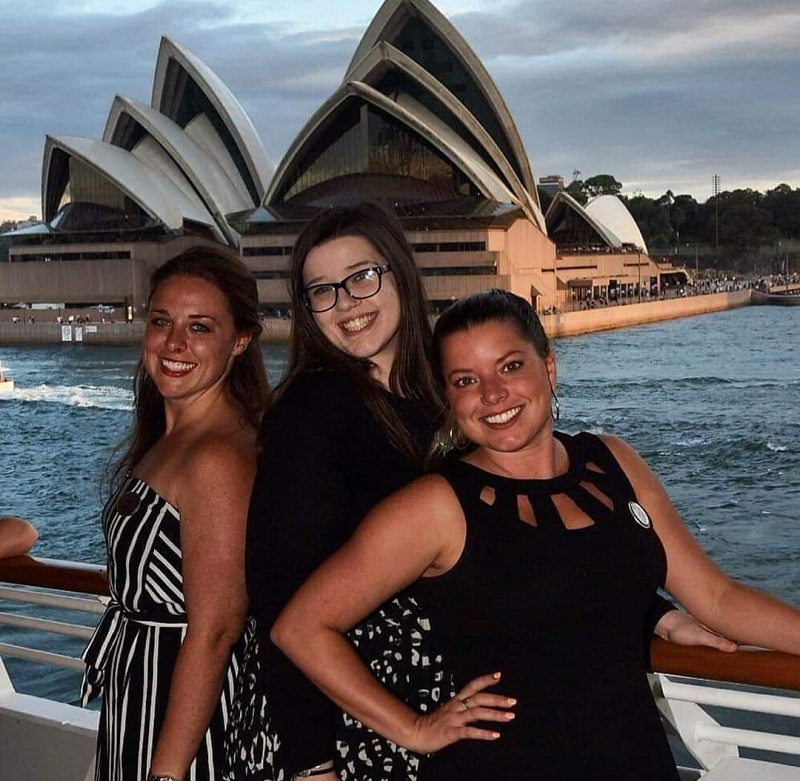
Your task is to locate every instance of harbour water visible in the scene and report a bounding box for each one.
[1,305,798,702]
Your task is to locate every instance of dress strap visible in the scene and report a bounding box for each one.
[570,432,638,502]
[436,460,489,514]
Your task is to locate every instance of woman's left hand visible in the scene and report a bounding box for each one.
[654,608,737,652]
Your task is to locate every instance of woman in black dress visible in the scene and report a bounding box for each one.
[238,203,446,781]
[82,248,269,781]
[273,289,800,780]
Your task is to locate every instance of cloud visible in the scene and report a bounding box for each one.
[1,0,799,221]
[450,0,800,198]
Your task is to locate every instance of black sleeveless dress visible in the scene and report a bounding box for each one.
[414,431,679,781]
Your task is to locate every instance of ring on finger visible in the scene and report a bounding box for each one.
[459,696,472,711]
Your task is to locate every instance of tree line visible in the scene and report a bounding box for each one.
[541,175,800,273]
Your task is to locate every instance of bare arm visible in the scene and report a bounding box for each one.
[0,516,38,558]
[603,435,800,654]
[148,441,253,779]
[272,474,516,756]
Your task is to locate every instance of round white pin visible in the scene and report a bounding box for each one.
[629,501,651,528]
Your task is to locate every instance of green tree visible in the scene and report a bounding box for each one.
[719,201,779,257]
[584,174,622,197]
[673,194,702,241]
[764,184,800,237]
[565,178,587,205]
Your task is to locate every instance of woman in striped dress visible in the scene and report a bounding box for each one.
[82,247,269,781]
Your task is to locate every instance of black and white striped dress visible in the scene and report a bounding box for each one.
[82,476,245,781]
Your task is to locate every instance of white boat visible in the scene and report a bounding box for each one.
[0,366,14,395]
[2,548,800,780]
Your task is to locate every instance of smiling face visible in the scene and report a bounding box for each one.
[440,318,557,458]
[302,234,401,384]
[143,274,251,406]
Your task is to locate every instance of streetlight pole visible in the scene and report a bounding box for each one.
[713,174,721,267]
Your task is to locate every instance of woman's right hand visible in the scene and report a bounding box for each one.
[407,672,516,755]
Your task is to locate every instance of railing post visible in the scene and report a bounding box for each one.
[651,674,739,771]
[0,656,14,696]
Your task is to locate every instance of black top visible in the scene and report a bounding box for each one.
[245,369,434,772]
[415,431,680,780]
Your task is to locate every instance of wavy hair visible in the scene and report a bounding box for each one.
[110,247,269,492]
[275,202,444,464]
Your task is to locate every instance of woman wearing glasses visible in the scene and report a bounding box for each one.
[232,202,733,781]
[236,202,446,781]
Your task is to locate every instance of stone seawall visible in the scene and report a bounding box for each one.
[0,291,752,346]
[540,290,752,338]
[0,317,292,346]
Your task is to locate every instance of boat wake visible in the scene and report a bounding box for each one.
[9,383,133,411]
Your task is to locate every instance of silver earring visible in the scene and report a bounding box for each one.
[432,416,470,455]
[550,390,560,422]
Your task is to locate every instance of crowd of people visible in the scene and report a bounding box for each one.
[73,202,799,781]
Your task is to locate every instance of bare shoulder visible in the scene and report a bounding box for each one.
[186,424,257,473]
[361,472,464,543]
[350,473,465,576]
[375,473,461,518]
[596,433,666,497]
[174,424,258,512]
[596,433,650,469]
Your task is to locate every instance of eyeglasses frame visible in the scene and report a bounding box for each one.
[302,264,393,313]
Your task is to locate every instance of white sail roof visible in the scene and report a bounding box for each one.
[347,0,539,205]
[103,95,250,244]
[347,41,545,231]
[585,195,648,253]
[266,80,521,209]
[544,190,623,248]
[43,135,219,234]
[151,37,273,203]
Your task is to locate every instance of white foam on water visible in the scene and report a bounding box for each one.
[766,442,788,452]
[675,436,707,447]
[9,383,133,411]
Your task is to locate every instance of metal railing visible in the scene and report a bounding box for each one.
[0,556,107,675]
[1,555,800,778]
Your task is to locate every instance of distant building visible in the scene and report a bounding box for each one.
[2,0,681,316]
[538,175,565,198]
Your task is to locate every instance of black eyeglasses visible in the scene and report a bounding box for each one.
[302,264,392,313]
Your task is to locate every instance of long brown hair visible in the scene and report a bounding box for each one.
[276,202,444,464]
[110,247,270,491]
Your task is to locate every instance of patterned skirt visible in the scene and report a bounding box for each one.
[224,596,450,781]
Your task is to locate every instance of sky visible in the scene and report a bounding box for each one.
[1,0,799,222]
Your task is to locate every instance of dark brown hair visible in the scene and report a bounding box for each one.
[276,202,444,464]
[432,288,550,377]
[111,246,269,491]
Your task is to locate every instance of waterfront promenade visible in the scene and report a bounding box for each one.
[0,289,754,346]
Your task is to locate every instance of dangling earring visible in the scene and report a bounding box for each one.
[548,377,560,422]
[550,390,560,422]
[432,414,470,455]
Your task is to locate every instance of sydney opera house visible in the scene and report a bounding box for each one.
[2,0,686,316]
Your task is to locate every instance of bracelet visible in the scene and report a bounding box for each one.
[295,760,334,778]
[146,773,182,781]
